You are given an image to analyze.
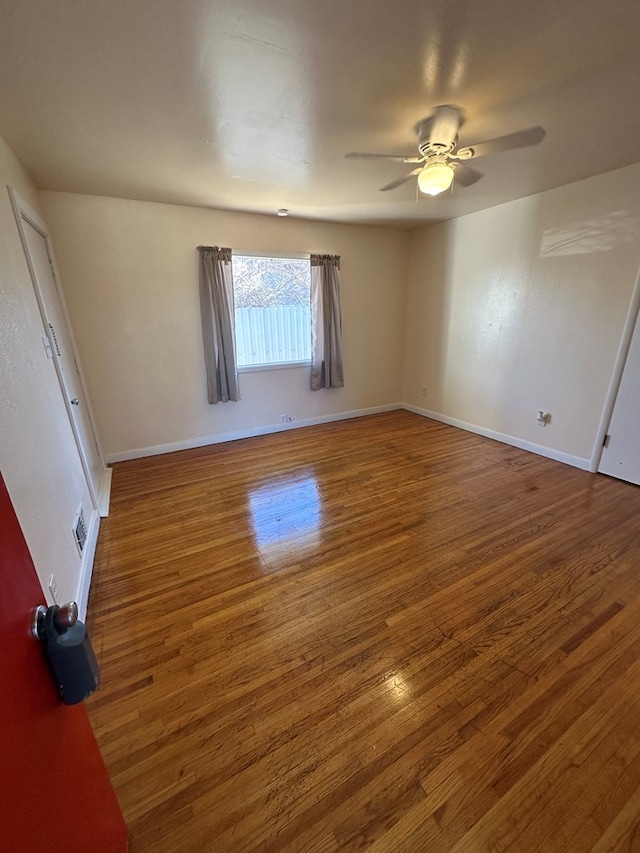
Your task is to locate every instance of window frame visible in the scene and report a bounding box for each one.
[232,250,312,373]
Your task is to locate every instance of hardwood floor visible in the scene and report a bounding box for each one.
[86,410,640,852]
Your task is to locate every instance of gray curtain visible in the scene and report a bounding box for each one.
[197,246,240,403]
[310,254,344,391]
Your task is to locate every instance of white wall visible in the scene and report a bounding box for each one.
[403,163,640,465]
[36,162,640,474]
[0,136,95,608]
[40,193,409,460]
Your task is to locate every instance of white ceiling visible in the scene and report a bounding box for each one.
[2,0,640,229]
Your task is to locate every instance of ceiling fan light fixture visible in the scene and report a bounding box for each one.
[417,160,455,196]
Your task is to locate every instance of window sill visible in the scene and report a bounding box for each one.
[238,361,311,374]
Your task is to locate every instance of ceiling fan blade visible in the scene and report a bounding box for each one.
[379,167,423,192]
[346,152,424,164]
[459,126,546,159]
[453,163,483,187]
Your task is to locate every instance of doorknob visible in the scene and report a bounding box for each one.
[32,602,100,705]
[70,398,79,405]
[32,601,78,636]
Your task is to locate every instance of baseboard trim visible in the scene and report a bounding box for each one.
[97,466,113,517]
[105,402,591,471]
[403,404,591,471]
[76,508,100,621]
[106,404,403,463]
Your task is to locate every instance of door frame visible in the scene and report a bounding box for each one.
[590,263,640,472]
[8,187,107,511]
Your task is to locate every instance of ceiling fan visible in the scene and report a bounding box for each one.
[346,105,545,196]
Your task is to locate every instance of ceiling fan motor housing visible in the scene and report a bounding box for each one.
[418,138,455,157]
[417,105,462,159]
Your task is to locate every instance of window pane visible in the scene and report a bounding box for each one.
[233,256,311,367]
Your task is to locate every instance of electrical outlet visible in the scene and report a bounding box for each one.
[421,386,428,397]
[279,414,293,424]
[279,414,287,424]
[537,411,550,427]
[48,573,59,604]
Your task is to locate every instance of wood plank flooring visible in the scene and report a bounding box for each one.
[86,410,640,852]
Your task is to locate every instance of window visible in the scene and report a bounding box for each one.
[233,254,311,369]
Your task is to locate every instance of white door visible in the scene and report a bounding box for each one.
[599,295,640,485]
[9,189,107,510]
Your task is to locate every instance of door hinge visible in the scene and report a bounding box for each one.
[603,434,611,448]
[42,336,54,359]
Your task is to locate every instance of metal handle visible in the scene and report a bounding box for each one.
[70,398,79,406]
[32,602,79,640]
[56,602,78,629]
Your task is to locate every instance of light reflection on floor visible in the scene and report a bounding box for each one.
[248,471,321,568]
[383,670,412,704]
